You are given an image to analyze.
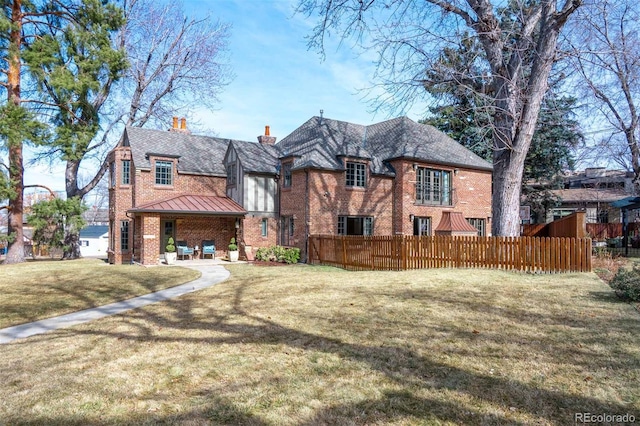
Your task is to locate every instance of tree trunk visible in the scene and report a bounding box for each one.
[64,159,83,259]
[5,0,24,264]
[490,4,565,236]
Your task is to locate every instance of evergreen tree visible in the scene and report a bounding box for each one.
[0,0,126,263]
[27,197,86,256]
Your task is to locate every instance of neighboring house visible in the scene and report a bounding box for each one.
[82,207,109,226]
[79,225,109,257]
[108,116,493,265]
[524,168,634,224]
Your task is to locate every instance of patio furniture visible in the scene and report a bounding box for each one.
[202,240,216,259]
[177,241,194,260]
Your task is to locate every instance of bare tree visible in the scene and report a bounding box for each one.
[298,0,582,236]
[569,1,640,192]
[64,0,232,200]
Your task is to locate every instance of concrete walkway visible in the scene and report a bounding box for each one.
[0,264,230,344]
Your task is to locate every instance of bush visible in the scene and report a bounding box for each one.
[228,238,238,251]
[165,237,176,253]
[610,265,640,301]
[255,245,300,264]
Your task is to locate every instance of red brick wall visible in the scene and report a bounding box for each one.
[280,167,395,259]
[391,160,492,235]
[279,160,492,261]
[240,215,278,257]
[134,157,227,206]
[108,147,134,264]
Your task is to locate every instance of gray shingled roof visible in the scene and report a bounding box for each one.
[230,140,280,174]
[277,116,493,175]
[123,127,234,176]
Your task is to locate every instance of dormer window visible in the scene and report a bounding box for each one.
[155,160,173,186]
[346,162,366,188]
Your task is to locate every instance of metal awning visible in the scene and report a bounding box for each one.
[129,194,246,216]
[610,196,640,210]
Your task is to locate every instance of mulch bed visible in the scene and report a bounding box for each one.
[250,261,291,267]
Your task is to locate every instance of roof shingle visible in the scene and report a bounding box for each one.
[277,116,492,175]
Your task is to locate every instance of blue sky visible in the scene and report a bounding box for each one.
[24,0,427,196]
[191,0,426,139]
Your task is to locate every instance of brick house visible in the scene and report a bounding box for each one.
[277,116,492,259]
[108,116,492,265]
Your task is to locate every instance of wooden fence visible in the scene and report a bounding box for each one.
[585,223,640,240]
[521,212,586,238]
[308,235,592,273]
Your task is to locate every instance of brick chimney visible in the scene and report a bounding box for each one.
[169,116,191,134]
[257,125,276,145]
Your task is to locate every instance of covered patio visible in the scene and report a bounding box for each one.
[128,194,246,265]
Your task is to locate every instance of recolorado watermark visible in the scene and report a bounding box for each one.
[575,412,636,424]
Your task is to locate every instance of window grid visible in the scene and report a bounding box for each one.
[413,217,432,236]
[466,218,485,237]
[227,163,237,185]
[338,216,373,235]
[121,160,130,185]
[120,221,129,251]
[109,162,115,188]
[416,167,452,205]
[346,162,366,187]
[155,160,173,186]
[281,216,294,246]
[282,163,292,188]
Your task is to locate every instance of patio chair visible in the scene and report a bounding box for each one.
[201,240,216,259]
[176,241,194,260]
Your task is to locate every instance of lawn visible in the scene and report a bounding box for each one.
[0,263,639,425]
[0,258,201,328]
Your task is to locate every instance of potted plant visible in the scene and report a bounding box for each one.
[165,237,177,265]
[228,237,239,262]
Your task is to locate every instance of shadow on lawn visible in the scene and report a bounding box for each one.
[19,277,640,425]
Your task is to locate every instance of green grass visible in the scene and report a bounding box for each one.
[0,263,638,425]
[0,258,200,328]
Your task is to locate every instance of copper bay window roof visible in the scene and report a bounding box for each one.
[129,194,246,215]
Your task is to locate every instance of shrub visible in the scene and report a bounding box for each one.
[228,238,238,251]
[610,265,640,301]
[255,245,300,264]
[165,237,176,253]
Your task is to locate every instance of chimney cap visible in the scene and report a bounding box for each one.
[265,125,270,136]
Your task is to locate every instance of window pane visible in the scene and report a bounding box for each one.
[346,162,366,187]
[120,221,129,250]
[121,160,130,185]
[155,161,173,185]
[283,163,292,188]
[261,218,268,237]
[415,167,452,205]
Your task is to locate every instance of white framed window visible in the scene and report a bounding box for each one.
[155,160,173,186]
[261,218,268,237]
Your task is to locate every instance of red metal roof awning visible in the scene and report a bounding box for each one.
[434,211,479,235]
[129,194,246,215]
